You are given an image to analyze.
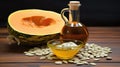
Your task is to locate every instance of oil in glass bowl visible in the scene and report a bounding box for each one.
[47,39,84,60]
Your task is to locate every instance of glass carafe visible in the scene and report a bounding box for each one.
[60,1,89,44]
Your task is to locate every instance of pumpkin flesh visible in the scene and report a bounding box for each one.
[8,9,64,35]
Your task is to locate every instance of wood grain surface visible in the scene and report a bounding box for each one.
[0,27,120,67]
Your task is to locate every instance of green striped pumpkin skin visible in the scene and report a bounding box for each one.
[7,24,60,45]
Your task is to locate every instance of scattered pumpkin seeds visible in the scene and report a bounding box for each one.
[24,43,112,65]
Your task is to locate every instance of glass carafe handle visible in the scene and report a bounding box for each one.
[61,8,69,23]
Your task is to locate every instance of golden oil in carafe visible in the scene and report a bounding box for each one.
[60,1,89,44]
[61,22,89,44]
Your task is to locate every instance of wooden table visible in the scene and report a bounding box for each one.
[0,27,120,67]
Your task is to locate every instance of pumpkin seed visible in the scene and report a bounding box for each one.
[106,57,112,60]
[55,61,63,65]
[62,60,68,64]
[25,53,34,56]
[40,56,46,60]
[93,58,100,61]
[90,63,96,66]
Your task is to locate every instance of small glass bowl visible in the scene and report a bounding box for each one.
[47,39,84,60]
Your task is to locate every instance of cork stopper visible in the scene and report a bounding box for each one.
[68,1,81,10]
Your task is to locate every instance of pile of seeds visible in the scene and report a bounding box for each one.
[24,43,112,65]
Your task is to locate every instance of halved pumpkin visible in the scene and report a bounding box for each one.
[7,9,65,45]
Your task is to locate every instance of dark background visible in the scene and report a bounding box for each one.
[0,0,120,27]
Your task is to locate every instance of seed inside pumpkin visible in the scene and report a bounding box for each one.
[23,16,55,27]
